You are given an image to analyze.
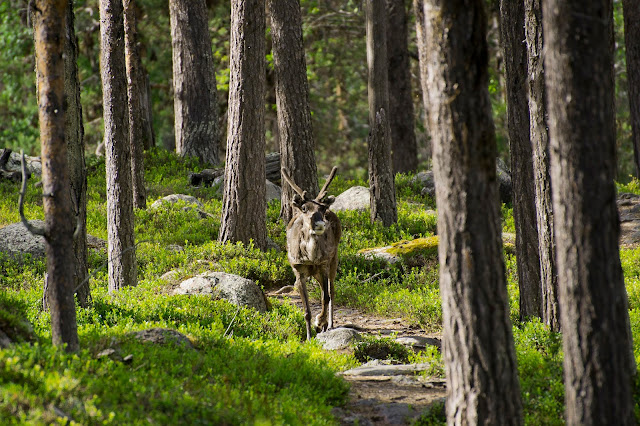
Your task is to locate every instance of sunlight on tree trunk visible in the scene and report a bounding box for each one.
[33,0,79,352]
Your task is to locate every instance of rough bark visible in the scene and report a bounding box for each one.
[170,0,221,166]
[624,0,640,178]
[412,0,432,165]
[386,0,417,174]
[366,0,397,227]
[543,0,635,422]
[124,0,147,209]
[424,0,523,423]
[219,0,267,250]
[33,0,79,352]
[267,0,318,224]
[99,0,137,292]
[524,0,559,331]
[64,0,90,307]
[500,0,542,322]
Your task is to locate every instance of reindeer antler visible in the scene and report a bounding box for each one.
[281,167,310,200]
[316,166,338,202]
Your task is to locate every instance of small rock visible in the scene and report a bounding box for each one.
[342,363,432,377]
[395,336,442,351]
[96,348,123,361]
[316,327,362,350]
[332,186,370,212]
[160,269,182,283]
[266,180,282,203]
[150,194,204,210]
[130,328,193,348]
[173,272,268,312]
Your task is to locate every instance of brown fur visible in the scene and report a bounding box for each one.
[282,167,342,340]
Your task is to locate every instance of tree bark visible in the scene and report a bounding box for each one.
[219,0,267,250]
[524,0,559,331]
[33,0,79,352]
[170,0,221,166]
[424,0,523,423]
[543,0,635,422]
[366,0,397,227]
[623,0,640,178]
[124,0,147,209]
[64,0,90,308]
[386,0,417,174]
[267,0,318,224]
[99,0,137,292]
[412,0,432,165]
[499,0,542,322]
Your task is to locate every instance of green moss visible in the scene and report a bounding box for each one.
[385,236,439,259]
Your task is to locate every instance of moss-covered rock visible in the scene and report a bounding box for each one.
[358,236,439,267]
[359,234,516,266]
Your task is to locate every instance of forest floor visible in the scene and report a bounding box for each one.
[268,289,446,425]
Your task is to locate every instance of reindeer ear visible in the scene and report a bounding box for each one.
[324,195,336,206]
[292,194,304,209]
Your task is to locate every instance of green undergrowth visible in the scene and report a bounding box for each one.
[3,149,640,423]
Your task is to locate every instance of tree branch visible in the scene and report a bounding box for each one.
[19,151,45,236]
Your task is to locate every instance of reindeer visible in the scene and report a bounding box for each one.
[281,167,342,340]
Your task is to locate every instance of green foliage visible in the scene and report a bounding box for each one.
[353,335,410,364]
[0,2,38,154]
[414,400,446,426]
[513,320,565,425]
[6,147,640,423]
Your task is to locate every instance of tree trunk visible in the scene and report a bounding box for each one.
[267,0,318,225]
[64,0,90,308]
[366,0,397,227]
[170,0,221,166]
[412,0,432,165]
[33,0,79,352]
[424,0,523,423]
[624,0,640,178]
[386,0,417,174]
[543,0,635,422]
[124,0,147,209]
[219,0,267,250]
[99,0,137,292]
[524,0,559,331]
[500,0,542,322]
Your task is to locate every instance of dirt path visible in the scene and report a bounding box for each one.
[268,288,446,425]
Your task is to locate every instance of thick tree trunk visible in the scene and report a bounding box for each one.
[524,0,559,331]
[267,0,318,224]
[366,0,397,227]
[33,0,79,352]
[100,0,137,292]
[500,0,542,322]
[386,0,417,174]
[219,0,267,250]
[543,0,635,423]
[64,0,90,308]
[124,0,147,209]
[413,0,432,164]
[424,0,523,423]
[624,0,640,178]
[170,0,221,166]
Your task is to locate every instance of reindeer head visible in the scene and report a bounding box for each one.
[282,167,338,236]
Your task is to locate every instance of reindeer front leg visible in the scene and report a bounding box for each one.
[294,267,313,340]
[314,268,331,333]
[328,255,338,330]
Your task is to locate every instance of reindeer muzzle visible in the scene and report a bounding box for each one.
[312,220,326,235]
